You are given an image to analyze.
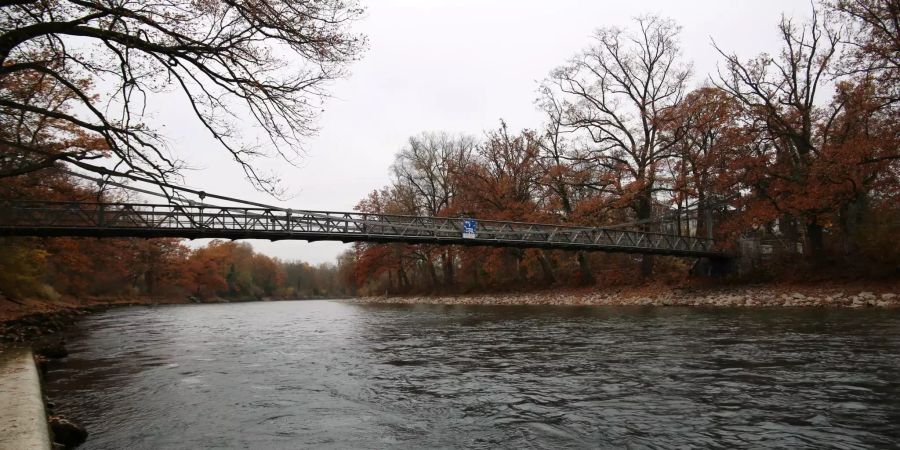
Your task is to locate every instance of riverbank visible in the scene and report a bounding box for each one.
[5,283,900,343]
[0,295,343,344]
[0,296,199,344]
[351,282,900,308]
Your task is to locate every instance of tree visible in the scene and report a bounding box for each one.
[536,87,615,284]
[546,15,691,276]
[830,0,900,106]
[715,6,843,257]
[392,132,474,217]
[391,132,474,289]
[129,238,190,295]
[44,237,135,295]
[456,122,553,284]
[0,238,48,298]
[818,78,900,253]
[662,86,743,239]
[185,240,230,297]
[351,186,418,294]
[0,60,107,178]
[0,0,365,192]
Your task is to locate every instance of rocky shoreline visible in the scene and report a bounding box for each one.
[0,296,216,345]
[351,286,900,308]
[0,301,162,345]
[4,286,898,343]
[3,286,898,344]
[1,308,99,344]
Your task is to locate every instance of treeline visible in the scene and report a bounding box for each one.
[342,2,900,295]
[0,234,351,301]
[0,173,351,301]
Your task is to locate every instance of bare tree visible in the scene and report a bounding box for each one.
[0,0,365,192]
[546,15,691,276]
[535,87,599,284]
[714,7,843,256]
[392,131,475,288]
[392,132,475,217]
[829,0,900,106]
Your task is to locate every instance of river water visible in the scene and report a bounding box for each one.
[44,300,900,449]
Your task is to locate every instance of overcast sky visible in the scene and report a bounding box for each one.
[150,0,812,265]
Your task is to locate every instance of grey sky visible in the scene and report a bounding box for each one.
[149,0,812,265]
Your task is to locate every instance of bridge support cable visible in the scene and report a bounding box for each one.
[60,159,294,212]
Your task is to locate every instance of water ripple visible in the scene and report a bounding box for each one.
[44,301,900,449]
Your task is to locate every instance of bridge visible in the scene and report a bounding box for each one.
[0,200,721,257]
[0,162,725,258]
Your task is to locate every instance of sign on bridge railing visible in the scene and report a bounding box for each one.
[462,219,477,239]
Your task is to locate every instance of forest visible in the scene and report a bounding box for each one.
[1,1,898,302]
[341,2,900,295]
[0,170,351,300]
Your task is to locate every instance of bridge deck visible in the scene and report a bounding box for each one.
[0,201,721,257]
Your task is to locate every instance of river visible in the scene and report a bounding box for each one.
[44,300,900,449]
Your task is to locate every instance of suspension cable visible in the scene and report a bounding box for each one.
[61,158,291,212]
[58,158,736,232]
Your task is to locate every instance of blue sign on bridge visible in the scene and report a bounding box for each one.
[462,219,477,239]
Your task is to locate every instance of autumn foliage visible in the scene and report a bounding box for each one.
[0,172,349,301]
[1,1,898,301]
[343,2,900,295]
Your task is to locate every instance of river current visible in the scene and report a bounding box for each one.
[44,300,900,449]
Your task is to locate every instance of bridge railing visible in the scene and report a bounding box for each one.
[0,200,717,256]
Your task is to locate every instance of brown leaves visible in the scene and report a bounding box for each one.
[0,0,365,193]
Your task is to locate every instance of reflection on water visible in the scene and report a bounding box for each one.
[45,301,900,449]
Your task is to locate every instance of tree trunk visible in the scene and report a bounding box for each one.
[555,175,596,285]
[397,260,409,292]
[676,200,683,236]
[145,263,156,295]
[427,262,439,290]
[387,270,394,294]
[637,190,654,277]
[839,194,868,256]
[514,250,527,283]
[576,251,594,285]
[471,256,481,290]
[696,192,706,239]
[441,249,454,289]
[780,214,800,243]
[806,221,825,260]
[537,251,555,285]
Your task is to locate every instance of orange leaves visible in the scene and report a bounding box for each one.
[352,244,393,286]
[0,238,49,298]
[186,240,283,298]
[184,244,229,298]
[455,123,544,222]
[0,58,109,179]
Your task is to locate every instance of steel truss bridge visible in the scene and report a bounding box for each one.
[0,200,722,258]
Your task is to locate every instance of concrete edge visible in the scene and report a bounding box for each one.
[0,348,51,450]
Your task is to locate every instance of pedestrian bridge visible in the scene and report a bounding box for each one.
[0,200,721,257]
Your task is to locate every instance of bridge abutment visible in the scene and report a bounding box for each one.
[691,256,734,277]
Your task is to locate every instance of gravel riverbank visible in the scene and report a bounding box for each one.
[4,286,898,343]
[0,296,210,344]
[351,285,900,308]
